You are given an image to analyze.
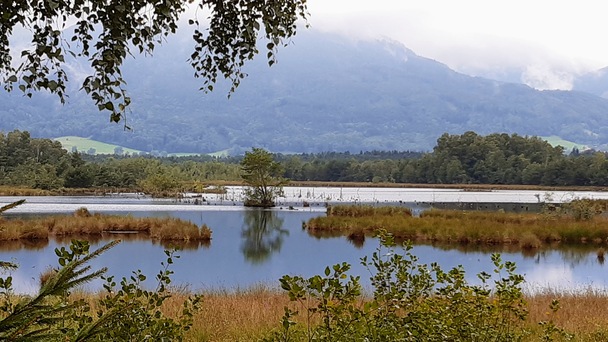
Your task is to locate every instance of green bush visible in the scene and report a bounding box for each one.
[268,233,545,342]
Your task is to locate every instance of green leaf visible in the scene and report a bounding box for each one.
[48,80,58,91]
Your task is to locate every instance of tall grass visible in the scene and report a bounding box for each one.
[0,186,51,196]
[327,204,412,217]
[306,206,608,248]
[78,286,606,341]
[526,289,608,340]
[0,208,211,243]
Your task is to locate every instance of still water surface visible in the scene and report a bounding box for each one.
[1,189,608,293]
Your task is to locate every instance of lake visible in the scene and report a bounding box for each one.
[2,187,608,294]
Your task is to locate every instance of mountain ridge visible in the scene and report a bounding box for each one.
[2,30,608,153]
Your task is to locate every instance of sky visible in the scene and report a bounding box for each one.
[307,0,608,90]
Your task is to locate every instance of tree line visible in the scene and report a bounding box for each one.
[2,129,608,191]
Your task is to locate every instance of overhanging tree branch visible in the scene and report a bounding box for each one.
[0,0,308,124]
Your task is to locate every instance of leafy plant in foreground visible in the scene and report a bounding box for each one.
[269,233,538,341]
[0,239,201,341]
[91,250,202,341]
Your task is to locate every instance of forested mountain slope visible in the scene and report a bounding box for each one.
[3,31,608,153]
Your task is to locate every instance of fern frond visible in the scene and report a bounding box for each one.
[38,240,120,297]
[0,240,121,340]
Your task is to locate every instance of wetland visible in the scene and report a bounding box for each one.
[3,186,608,293]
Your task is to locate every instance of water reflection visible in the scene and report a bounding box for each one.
[0,232,211,252]
[0,239,49,251]
[240,209,288,264]
[308,232,608,267]
[307,229,367,249]
[3,199,608,292]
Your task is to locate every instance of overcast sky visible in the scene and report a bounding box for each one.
[307,0,608,89]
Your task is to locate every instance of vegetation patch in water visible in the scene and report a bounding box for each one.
[0,207,211,243]
[306,203,608,249]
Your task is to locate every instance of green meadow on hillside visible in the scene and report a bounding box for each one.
[541,135,588,152]
[54,136,224,156]
[54,136,143,155]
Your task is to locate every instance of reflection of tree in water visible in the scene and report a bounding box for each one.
[241,210,288,264]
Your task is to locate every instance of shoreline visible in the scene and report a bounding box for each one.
[3,181,608,198]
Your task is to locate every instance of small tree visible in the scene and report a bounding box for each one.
[241,148,288,207]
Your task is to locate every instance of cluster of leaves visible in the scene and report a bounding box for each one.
[0,0,308,123]
[0,239,201,341]
[267,233,570,341]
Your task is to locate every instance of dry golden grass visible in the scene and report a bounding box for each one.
[306,207,608,249]
[327,204,412,218]
[0,285,595,342]
[180,287,291,341]
[0,186,52,196]
[50,285,608,341]
[158,288,608,341]
[526,290,608,340]
[70,286,292,342]
[0,218,49,240]
[0,208,211,243]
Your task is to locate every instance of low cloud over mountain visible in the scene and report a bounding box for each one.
[3,31,608,154]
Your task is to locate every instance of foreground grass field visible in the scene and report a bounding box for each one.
[165,288,608,341]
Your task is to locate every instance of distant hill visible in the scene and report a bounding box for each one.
[3,30,608,153]
[573,67,608,99]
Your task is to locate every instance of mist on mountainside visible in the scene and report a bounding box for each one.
[3,30,608,154]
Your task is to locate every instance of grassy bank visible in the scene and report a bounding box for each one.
[0,208,211,243]
[305,204,608,249]
[71,287,606,341]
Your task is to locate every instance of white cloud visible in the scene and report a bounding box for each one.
[521,64,575,90]
[307,0,608,89]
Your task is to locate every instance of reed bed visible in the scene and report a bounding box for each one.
[0,208,211,242]
[182,287,291,341]
[306,206,608,248]
[525,289,608,340]
[182,289,608,341]
[11,285,599,341]
[0,186,52,196]
[327,204,412,217]
[121,287,608,341]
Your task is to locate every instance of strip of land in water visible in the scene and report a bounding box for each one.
[304,203,608,250]
[0,208,211,244]
[3,181,608,197]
